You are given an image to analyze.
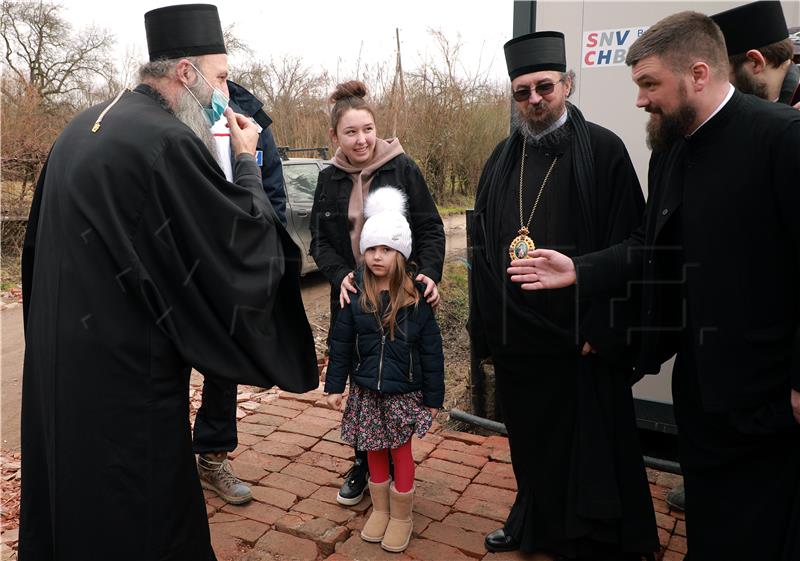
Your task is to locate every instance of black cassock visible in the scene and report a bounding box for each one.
[470,105,659,559]
[19,85,318,561]
[577,90,800,561]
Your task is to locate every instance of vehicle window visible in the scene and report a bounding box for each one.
[283,164,320,206]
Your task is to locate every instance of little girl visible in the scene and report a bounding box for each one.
[324,187,445,553]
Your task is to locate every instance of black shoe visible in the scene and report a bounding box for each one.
[337,457,368,505]
[485,528,519,553]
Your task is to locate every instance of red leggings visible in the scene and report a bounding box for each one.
[367,439,414,493]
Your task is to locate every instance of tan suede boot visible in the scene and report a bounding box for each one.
[360,478,392,542]
[381,483,414,552]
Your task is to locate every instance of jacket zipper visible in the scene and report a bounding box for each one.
[408,347,414,382]
[355,334,361,371]
[377,331,386,391]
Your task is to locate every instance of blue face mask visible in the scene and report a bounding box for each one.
[204,88,229,125]
[184,62,229,126]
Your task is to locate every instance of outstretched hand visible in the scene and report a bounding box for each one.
[507,248,577,290]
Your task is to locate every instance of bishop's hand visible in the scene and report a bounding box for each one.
[507,248,577,291]
[226,107,259,157]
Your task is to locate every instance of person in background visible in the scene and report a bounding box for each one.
[712,0,800,107]
[194,79,288,505]
[228,80,287,223]
[790,26,800,64]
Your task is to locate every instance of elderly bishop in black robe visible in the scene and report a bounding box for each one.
[469,31,659,561]
[19,5,318,561]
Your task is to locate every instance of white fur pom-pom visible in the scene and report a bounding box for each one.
[364,187,407,219]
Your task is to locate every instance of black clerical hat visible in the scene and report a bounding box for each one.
[144,4,226,61]
[711,1,788,56]
[504,31,566,79]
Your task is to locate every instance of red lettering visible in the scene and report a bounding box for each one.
[586,32,598,47]
[584,51,595,65]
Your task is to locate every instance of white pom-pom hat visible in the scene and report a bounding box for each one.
[359,187,413,259]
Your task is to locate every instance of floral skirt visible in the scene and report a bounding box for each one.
[340,385,433,451]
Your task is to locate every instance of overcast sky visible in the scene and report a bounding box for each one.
[59,0,515,84]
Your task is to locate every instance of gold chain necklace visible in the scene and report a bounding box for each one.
[508,140,559,260]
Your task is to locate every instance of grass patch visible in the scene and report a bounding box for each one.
[436,192,473,217]
[1,218,26,289]
[437,259,473,425]
[437,205,468,217]
[2,181,33,218]
[1,263,21,291]
[438,260,469,335]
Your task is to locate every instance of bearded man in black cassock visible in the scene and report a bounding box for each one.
[18,5,318,561]
[512,12,800,561]
[469,31,659,561]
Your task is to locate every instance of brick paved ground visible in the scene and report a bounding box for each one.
[0,383,687,561]
[202,384,688,561]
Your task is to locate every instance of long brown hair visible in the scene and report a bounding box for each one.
[329,80,376,133]
[359,251,419,340]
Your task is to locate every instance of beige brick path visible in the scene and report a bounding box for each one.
[0,383,686,560]
[201,385,687,561]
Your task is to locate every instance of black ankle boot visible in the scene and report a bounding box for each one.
[337,456,368,505]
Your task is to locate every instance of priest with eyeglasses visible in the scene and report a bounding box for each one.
[469,31,659,561]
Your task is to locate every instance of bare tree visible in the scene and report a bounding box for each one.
[223,23,253,60]
[1,1,115,106]
[1,75,68,208]
[233,56,332,149]
[392,29,508,203]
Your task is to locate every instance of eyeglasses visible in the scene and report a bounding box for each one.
[512,80,563,102]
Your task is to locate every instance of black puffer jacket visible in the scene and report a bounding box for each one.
[310,153,445,320]
[323,274,445,409]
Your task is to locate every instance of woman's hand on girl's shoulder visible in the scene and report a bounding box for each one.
[340,271,358,308]
[416,274,440,308]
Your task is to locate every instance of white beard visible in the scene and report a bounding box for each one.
[174,86,218,159]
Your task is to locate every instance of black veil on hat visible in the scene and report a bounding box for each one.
[711,1,788,56]
[145,4,226,61]
[504,31,566,80]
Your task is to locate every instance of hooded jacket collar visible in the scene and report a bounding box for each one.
[227,80,273,129]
